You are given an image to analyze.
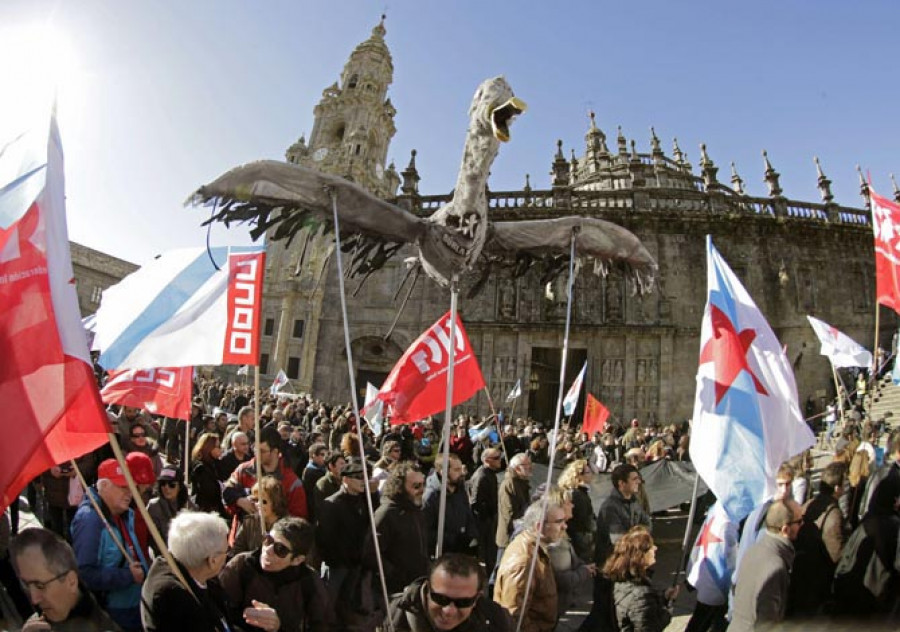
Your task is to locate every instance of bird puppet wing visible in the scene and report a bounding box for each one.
[486,216,657,293]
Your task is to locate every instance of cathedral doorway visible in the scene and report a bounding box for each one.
[528,347,588,425]
[355,369,389,405]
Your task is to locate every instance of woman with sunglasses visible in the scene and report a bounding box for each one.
[127,421,164,478]
[231,476,289,557]
[604,526,678,632]
[219,517,333,632]
[147,466,194,552]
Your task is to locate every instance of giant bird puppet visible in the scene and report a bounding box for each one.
[191,77,658,300]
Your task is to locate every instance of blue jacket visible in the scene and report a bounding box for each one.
[71,488,148,630]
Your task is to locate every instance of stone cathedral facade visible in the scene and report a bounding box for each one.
[259,19,898,425]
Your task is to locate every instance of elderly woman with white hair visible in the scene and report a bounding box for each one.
[140,511,247,631]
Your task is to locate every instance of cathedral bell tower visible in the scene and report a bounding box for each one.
[286,16,400,198]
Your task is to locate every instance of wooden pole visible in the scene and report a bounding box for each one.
[870,305,880,414]
[71,460,134,564]
[482,386,510,467]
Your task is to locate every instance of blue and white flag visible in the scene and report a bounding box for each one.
[270,369,289,395]
[505,379,522,402]
[691,237,814,521]
[96,246,266,370]
[806,315,872,369]
[686,502,739,606]
[562,362,587,416]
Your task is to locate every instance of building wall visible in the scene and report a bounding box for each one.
[69,241,138,317]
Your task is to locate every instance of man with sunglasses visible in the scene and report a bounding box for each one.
[385,553,512,631]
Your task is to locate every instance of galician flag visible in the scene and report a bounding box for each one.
[270,369,289,394]
[95,245,266,370]
[686,502,739,605]
[562,361,587,416]
[806,315,872,369]
[691,237,814,521]
[505,379,522,402]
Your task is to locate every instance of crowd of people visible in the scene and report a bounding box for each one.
[0,374,897,631]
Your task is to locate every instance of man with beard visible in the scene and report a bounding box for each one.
[363,463,429,594]
[423,454,479,556]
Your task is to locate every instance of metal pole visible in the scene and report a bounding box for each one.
[329,189,394,632]
[255,366,264,534]
[516,228,578,632]
[183,418,190,487]
[674,473,701,587]
[436,274,459,558]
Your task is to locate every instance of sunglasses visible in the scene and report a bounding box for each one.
[160,481,179,489]
[428,585,479,609]
[263,533,293,558]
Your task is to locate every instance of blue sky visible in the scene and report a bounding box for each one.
[2,1,898,265]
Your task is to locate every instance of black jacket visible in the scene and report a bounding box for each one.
[422,473,479,555]
[385,577,513,632]
[612,579,671,632]
[363,496,429,595]
[140,557,234,632]
[318,488,379,567]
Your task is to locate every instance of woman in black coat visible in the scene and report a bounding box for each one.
[604,526,679,632]
[190,432,227,518]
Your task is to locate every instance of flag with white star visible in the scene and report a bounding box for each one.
[690,237,814,522]
[871,187,900,314]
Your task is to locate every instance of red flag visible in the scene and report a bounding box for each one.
[101,367,193,421]
[0,108,111,512]
[871,187,900,314]
[367,311,485,425]
[582,393,610,436]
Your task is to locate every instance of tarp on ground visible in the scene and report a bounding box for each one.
[531,459,707,514]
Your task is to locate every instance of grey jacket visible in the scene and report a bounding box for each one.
[728,531,794,632]
[595,487,651,564]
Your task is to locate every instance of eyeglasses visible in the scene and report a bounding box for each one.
[160,481,179,489]
[428,584,479,609]
[20,570,69,592]
[263,533,293,558]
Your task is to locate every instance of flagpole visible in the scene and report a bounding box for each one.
[870,305,880,413]
[183,419,190,487]
[71,460,134,564]
[517,227,578,632]
[253,365,265,534]
[831,363,844,442]
[482,386,510,471]
[436,274,460,559]
[674,472,701,589]
[328,188,394,632]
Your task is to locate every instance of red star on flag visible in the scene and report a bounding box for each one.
[699,304,768,405]
[696,515,724,557]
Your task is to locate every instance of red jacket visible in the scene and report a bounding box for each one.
[222,457,308,526]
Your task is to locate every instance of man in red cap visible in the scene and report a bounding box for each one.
[71,458,150,631]
[125,452,157,555]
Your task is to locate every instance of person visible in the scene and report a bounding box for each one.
[126,423,163,477]
[728,499,803,631]
[302,443,328,523]
[494,500,564,632]
[494,454,532,580]
[223,426,308,538]
[41,453,97,542]
[220,517,333,631]
[317,457,380,629]
[788,461,847,616]
[832,472,900,617]
[223,406,256,450]
[70,459,149,632]
[470,447,502,571]
[231,476,290,557]
[313,452,346,516]
[385,553,513,631]
[541,486,596,618]
[140,511,236,631]
[371,441,401,491]
[582,463,651,632]
[218,431,252,480]
[604,526,677,632]
[558,459,596,562]
[363,462,429,595]
[146,466,193,551]
[190,433,228,518]
[11,527,120,631]
[423,453,479,556]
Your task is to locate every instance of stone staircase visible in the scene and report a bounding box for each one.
[868,373,900,442]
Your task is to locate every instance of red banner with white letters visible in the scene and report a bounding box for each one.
[871,188,900,315]
[365,311,485,425]
[101,367,194,420]
[223,251,266,365]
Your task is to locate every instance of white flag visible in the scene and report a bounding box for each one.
[562,362,587,416]
[270,369,289,394]
[505,379,522,402]
[364,382,384,437]
[806,315,873,369]
[237,365,249,376]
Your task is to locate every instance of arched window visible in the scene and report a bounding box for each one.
[347,74,359,89]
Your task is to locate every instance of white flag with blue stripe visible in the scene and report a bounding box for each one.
[562,362,587,416]
[96,246,266,370]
